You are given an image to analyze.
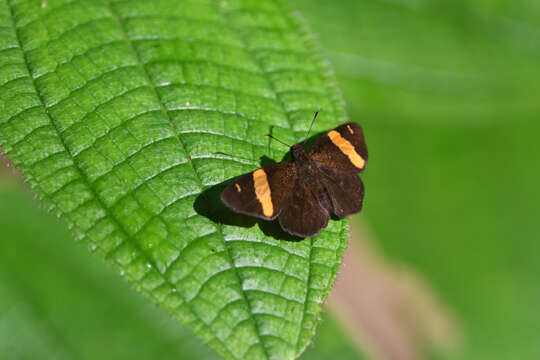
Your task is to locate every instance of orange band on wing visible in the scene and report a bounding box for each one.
[328,130,365,169]
[253,169,273,217]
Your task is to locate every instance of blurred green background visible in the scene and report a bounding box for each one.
[2,0,540,359]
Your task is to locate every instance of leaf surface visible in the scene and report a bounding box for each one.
[0,0,349,359]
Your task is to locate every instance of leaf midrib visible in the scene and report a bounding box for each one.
[107,1,272,357]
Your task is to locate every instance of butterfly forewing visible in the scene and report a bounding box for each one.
[221,162,296,220]
[310,122,368,172]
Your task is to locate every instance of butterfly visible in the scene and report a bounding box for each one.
[221,111,368,237]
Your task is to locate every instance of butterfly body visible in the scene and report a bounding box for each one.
[221,122,368,238]
[290,144,332,212]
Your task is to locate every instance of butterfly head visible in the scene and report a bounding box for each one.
[291,144,308,162]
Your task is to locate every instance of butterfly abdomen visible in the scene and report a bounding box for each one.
[292,150,332,213]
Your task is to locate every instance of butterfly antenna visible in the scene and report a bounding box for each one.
[303,108,321,145]
[265,134,291,148]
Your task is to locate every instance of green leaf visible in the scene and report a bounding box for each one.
[0,0,349,359]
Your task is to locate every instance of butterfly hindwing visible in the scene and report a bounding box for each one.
[278,179,330,237]
[320,166,365,218]
[309,122,368,172]
[221,162,296,220]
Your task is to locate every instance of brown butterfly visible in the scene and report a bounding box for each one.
[221,111,368,237]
